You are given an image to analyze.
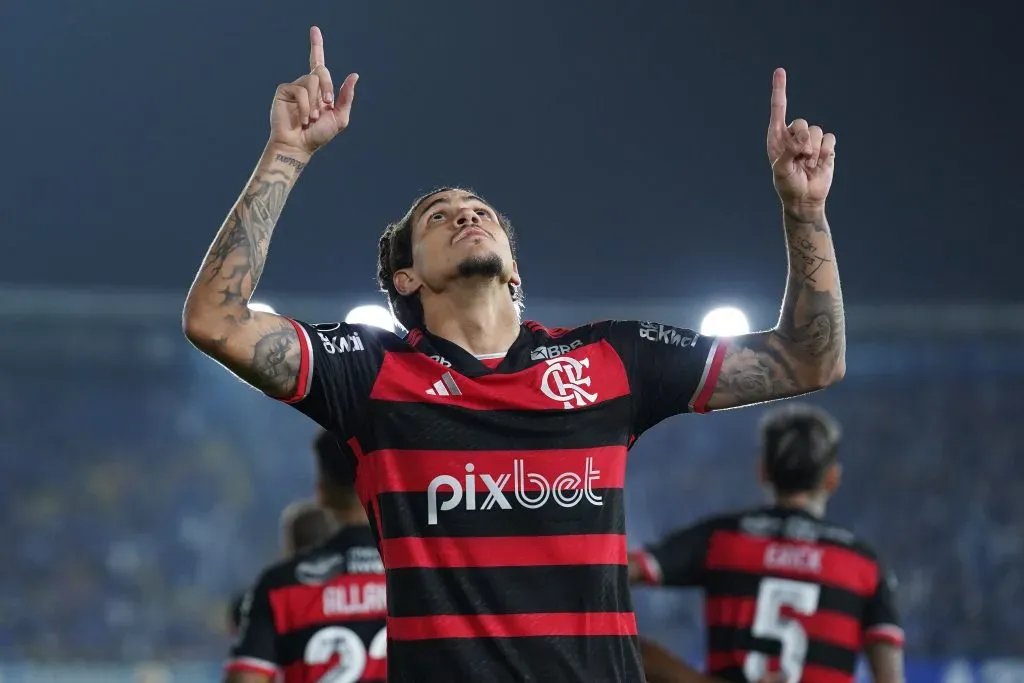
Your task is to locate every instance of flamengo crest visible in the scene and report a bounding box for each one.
[540,356,598,409]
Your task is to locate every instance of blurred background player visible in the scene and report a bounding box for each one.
[226,500,336,635]
[629,405,904,683]
[224,431,385,682]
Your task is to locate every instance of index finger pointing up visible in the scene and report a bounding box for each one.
[769,67,787,131]
[309,26,326,70]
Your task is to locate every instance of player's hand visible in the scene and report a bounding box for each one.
[767,68,835,222]
[269,26,358,157]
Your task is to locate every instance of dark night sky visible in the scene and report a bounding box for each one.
[2,1,1020,305]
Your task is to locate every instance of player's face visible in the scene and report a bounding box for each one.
[403,190,519,294]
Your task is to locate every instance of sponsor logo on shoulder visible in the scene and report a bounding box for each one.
[346,547,384,574]
[740,515,781,537]
[296,554,345,585]
[638,322,698,348]
[316,330,364,354]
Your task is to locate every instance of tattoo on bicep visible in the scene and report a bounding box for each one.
[717,337,801,403]
[245,327,301,394]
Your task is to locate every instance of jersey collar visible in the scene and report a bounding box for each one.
[407,323,537,378]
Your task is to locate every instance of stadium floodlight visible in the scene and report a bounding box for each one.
[345,304,396,332]
[248,301,276,314]
[700,306,750,337]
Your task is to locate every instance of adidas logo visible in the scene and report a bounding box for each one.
[425,371,462,397]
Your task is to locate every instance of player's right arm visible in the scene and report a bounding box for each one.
[628,519,714,587]
[182,27,358,398]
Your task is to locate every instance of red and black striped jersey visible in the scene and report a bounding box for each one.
[226,526,387,682]
[276,319,725,682]
[631,507,904,683]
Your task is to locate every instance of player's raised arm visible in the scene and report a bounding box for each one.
[183,27,359,398]
[705,69,845,411]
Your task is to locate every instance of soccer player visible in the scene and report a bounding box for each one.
[227,500,336,635]
[225,431,386,682]
[183,26,845,683]
[629,405,904,683]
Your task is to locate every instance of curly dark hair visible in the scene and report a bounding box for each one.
[377,187,524,331]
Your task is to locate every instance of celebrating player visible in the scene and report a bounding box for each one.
[629,405,904,683]
[183,26,845,682]
[224,432,386,683]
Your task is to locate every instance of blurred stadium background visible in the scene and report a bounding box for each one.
[1,289,1021,682]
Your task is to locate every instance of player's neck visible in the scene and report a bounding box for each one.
[330,506,369,528]
[774,493,827,519]
[422,286,520,357]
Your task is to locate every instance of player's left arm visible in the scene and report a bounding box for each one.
[703,209,844,411]
[611,70,843,429]
[706,68,846,411]
[223,577,280,683]
[861,562,906,683]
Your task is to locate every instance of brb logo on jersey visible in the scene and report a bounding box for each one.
[540,356,598,409]
[426,458,603,525]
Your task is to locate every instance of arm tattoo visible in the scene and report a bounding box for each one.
[203,169,292,313]
[710,212,845,409]
[776,214,845,369]
[186,154,307,396]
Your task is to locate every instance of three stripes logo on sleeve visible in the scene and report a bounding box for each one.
[426,371,462,397]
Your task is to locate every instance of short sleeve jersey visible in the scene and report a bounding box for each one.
[226,526,387,682]
[275,318,725,683]
[631,507,904,683]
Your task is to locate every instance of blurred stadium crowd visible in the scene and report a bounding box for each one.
[1,300,1022,664]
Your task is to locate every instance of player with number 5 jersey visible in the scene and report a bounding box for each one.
[225,433,386,683]
[629,406,904,683]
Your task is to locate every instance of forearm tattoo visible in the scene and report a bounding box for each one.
[713,213,845,407]
[777,213,845,368]
[190,156,306,394]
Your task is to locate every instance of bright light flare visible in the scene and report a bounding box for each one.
[700,306,750,337]
[345,305,396,331]
[248,301,276,314]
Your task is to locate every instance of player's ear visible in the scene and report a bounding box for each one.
[510,260,522,287]
[393,268,421,297]
[756,458,769,486]
[314,478,326,506]
[823,463,842,493]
